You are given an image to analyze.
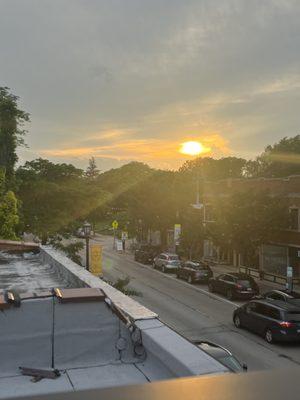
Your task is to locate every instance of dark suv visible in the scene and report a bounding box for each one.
[233,299,300,343]
[208,273,259,300]
[177,261,213,284]
[134,244,160,264]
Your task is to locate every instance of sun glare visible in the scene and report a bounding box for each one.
[180,141,204,156]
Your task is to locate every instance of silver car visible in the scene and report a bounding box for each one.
[153,253,181,273]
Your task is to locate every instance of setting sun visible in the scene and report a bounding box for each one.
[180,141,204,156]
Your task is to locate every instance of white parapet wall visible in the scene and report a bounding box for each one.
[40,246,157,321]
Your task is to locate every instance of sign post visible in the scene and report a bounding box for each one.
[90,244,103,277]
[112,220,118,250]
[286,266,293,293]
[121,231,128,252]
[174,224,181,253]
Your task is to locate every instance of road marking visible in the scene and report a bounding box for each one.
[103,249,239,308]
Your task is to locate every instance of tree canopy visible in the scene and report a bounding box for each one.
[0,87,29,185]
[245,135,300,178]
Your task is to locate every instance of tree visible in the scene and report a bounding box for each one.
[0,190,19,240]
[179,157,247,180]
[50,237,84,265]
[16,159,108,242]
[179,208,205,259]
[0,87,29,185]
[85,157,100,179]
[208,190,289,266]
[245,135,300,178]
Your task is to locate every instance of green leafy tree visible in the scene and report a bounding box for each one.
[0,87,29,186]
[16,159,108,243]
[245,135,300,178]
[179,208,205,260]
[208,190,289,265]
[50,237,84,265]
[0,190,19,240]
[179,157,247,180]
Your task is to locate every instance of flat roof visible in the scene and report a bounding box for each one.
[0,247,228,399]
[0,251,70,293]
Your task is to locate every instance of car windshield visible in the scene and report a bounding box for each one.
[218,356,243,372]
[168,255,179,260]
[237,280,251,288]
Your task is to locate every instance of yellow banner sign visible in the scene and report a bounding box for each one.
[90,244,102,276]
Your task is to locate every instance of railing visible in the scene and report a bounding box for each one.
[239,265,300,285]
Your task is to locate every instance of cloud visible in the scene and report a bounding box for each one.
[1,0,300,169]
[39,133,229,170]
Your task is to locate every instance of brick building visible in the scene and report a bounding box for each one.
[202,175,300,277]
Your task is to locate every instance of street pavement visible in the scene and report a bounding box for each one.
[85,235,300,372]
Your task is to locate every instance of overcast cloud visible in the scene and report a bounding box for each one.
[0,0,299,170]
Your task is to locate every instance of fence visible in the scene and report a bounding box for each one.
[239,265,300,285]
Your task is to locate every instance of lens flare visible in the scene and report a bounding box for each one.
[180,141,204,156]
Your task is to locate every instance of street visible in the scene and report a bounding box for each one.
[91,235,300,372]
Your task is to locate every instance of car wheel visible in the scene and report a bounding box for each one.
[208,282,214,292]
[188,275,193,284]
[234,315,241,329]
[226,289,233,300]
[265,328,274,344]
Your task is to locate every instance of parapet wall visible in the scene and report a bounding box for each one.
[40,246,157,321]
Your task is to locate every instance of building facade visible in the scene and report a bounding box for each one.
[202,175,300,277]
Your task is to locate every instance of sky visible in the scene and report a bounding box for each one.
[1,0,300,171]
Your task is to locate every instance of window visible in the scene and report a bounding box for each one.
[266,292,284,301]
[290,208,299,231]
[267,307,280,320]
[237,280,251,288]
[246,302,257,313]
[254,304,280,319]
[224,275,234,282]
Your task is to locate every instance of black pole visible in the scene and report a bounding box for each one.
[86,236,90,271]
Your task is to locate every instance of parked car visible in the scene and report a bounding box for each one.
[153,253,181,273]
[177,261,213,284]
[208,273,259,300]
[194,341,247,373]
[257,289,300,305]
[233,299,300,343]
[134,244,161,264]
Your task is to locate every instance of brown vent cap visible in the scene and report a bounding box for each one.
[53,288,106,303]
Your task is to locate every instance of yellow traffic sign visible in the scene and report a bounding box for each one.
[112,220,118,230]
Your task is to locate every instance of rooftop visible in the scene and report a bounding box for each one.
[0,251,70,293]
[0,246,228,399]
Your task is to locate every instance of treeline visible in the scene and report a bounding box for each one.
[0,87,299,260]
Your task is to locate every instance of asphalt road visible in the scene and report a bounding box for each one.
[90,235,300,372]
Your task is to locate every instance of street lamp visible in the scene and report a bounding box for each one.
[83,221,92,271]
